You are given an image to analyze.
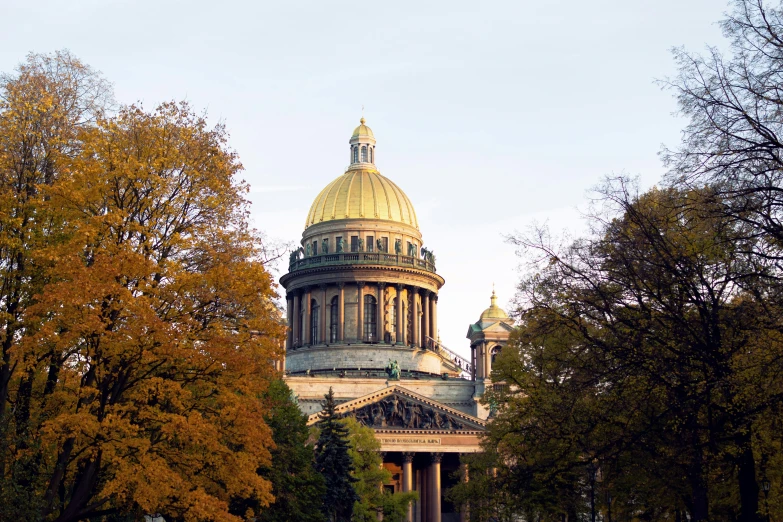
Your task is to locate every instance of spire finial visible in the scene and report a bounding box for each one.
[361,105,365,125]
[491,285,498,306]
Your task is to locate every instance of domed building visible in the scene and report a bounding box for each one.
[281,119,512,522]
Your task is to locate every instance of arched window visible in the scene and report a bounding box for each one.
[364,295,377,342]
[310,299,319,344]
[491,346,502,365]
[369,147,373,163]
[361,146,368,162]
[353,146,358,163]
[330,296,339,342]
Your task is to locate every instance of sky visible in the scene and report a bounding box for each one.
[1,0,731,356]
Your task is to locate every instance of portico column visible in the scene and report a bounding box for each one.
[320,284,327,344]
[292,291,301,347]
[459,462,469,522]
[395,284,403,344]
[476,343,484,380]
[429,453,443,522]
[285,294,293,350]
[402,453,414,522]
[377,283,385,343]
[357,281,365,341]
[304,287,312,345]
[338,283,345,342]
[423,291,430,348]
[431,295,438,346]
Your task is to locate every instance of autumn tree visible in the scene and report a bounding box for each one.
[0,52,284,522]
[483,181,783,522]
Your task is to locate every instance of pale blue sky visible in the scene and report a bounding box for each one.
[1,0,729,355]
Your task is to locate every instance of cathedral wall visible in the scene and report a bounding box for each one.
[285,344,444,374]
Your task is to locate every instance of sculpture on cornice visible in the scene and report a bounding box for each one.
[322,238,328,254]
[347,394,465,430]
[337,237,344,253]
[394,239,402,255]
[305,243,311,257]
[386,359,400,380]
[377,239,384,252]
[358,238,364,252]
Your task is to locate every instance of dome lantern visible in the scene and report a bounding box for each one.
[349,117,377,168]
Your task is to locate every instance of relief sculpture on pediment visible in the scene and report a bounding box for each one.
[349,395,464,430]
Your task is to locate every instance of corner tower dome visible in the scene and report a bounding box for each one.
[305,118,419,229]
[479,289,510,322]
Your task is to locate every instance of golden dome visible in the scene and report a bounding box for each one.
[352,117,374,139]
[479,290,509,321]
[305,169,418,229]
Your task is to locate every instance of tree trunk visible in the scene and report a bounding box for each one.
[736,429,761,522]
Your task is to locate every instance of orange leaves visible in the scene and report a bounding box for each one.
[0,54,281,522]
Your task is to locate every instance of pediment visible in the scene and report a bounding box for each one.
[307,385,486,432]
[484,321,514,332]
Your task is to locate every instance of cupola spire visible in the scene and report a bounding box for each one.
[349,116,376,169]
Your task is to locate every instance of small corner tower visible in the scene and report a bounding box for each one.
[467,289,514,418]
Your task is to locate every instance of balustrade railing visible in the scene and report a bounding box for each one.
[288,252,436,273]
[424,336,473,380]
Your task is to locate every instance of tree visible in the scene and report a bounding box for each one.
[664,0,783,258]
[341,417,417,522]
[484,181,783,522]
[0,52,283,522]
[314,388,358,522]
[236,379,325,522]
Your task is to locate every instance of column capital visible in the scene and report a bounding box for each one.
[337,282,345,289]
[430,452,443,464]
[318,283,327,291]
[378,281,386,289]
[396,283,404,290]
[402,452,415,463]
[356,280,365,287]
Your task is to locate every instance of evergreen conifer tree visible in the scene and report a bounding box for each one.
[314,387,358,522]
[232,379,325,522]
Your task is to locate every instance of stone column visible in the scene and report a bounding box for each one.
[485,342,492,379]
[304,287,312,345]
[285,294,294,350]
[377,283,385,343]
[395,284,404,345]
[402,453,414,522]
[320,285,327,344]
[476,343,483,379]
[429,453,443,522]
[423,291,430,347]
[410,286,419,347]
[459,462,469,522]
[431,295,438,346]
[338,283,345,342]
[357,281,365,342]
[419,466,427,522]
[292,291,301,347]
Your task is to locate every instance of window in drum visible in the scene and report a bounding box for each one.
[381,237,388,253]
[361,146,368,162]
[312,241,318,255]
[364,295,377,342]
[366,236,374,252]
[310,299,319,344]
[353,147,358,163]
[330,296,338,342]
[351,236,359,252]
